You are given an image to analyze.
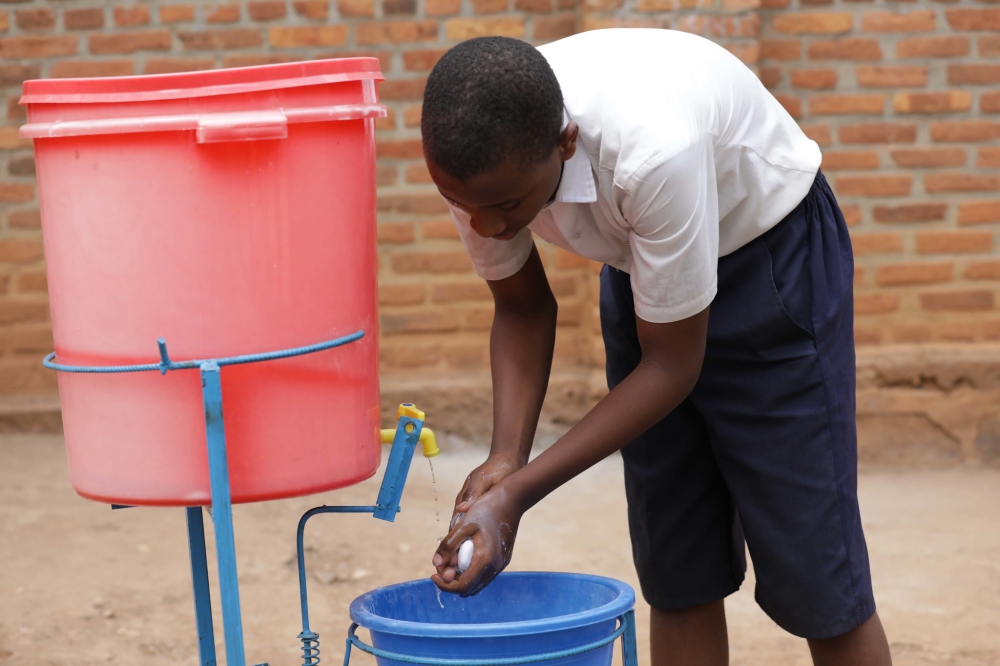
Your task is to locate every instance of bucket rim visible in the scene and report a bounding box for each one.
[20,57,383,105]
[349,572,636,638]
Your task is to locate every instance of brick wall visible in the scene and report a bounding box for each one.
[0,0,997,401]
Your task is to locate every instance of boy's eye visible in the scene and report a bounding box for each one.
[499,201,521,212]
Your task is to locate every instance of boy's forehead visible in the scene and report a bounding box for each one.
[429,158,541,207]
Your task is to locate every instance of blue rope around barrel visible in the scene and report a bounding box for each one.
[342,617,628,666]
[42,330,365,374]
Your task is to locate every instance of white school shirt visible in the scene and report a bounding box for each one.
[448,29,822,323]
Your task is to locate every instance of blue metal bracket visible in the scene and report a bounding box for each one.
[341,613,639,666]
[293,411,426,666]
[186,507,217,666]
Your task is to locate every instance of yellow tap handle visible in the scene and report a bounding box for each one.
[380,403,439,458]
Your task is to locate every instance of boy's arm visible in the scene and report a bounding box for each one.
[433,303,709,595]
[450,243,557,516]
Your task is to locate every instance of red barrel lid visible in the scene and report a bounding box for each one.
[21,57,383,104]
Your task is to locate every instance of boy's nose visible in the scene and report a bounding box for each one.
[470,212,505,238]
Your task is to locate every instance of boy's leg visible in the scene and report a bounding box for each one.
[690,173,888,659]
[808,612,892,666]
[600,265,746,665]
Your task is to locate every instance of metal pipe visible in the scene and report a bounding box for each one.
[186,507,218,666]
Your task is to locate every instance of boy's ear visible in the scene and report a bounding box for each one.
[558,121,579,162]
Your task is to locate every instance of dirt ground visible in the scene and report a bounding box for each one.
[1,434,999,666]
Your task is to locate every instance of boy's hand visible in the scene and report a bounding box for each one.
[450,452,522,529]
[431,483,521,596]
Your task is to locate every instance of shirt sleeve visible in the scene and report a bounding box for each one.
[621,134,720,323]
[448,201,534,281]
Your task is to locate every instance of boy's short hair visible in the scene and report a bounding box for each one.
[421,37,564,181]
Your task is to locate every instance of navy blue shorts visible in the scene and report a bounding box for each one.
[600,172,875,640]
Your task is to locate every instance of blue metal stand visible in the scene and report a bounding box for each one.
[186,507,217,666]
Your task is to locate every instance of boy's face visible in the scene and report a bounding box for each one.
[428,123,579,241]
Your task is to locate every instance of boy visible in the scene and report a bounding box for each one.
[421,31,892,666]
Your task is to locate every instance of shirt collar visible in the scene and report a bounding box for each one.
[550,111,597,205]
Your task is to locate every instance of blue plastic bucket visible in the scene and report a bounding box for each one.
[349,572,635,666]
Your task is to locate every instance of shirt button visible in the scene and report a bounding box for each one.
[573,232,581,240]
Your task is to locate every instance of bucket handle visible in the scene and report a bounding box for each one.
[20,103,387,141]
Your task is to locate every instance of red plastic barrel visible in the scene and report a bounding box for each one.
[21,60,385,506]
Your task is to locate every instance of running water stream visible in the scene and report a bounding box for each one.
[428,458,445,609]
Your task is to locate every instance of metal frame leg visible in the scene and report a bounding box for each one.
[621,609,639,666]
[201,362,246,666]
[186,507,218,666]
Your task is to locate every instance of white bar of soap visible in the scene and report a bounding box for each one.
[456,539,474,574]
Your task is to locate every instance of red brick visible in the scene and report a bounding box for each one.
[840,123,916,144]
[896,36,969,59]
[877,262,952,286]
[774,94,801,118]
[446,18,526,39]
[836,175,911,196]
[852,233,903,255]
[472,0,508,12]
[0,35,77,59]
[0,239,43,263]
[855,293,900,315]
[516,0,553,11]
[0,303,51,328]
[64,7,104,30]
[921,291,994,312]
[873,203,947,223]
[983,92,1000,114]
[377,139,423,159]
[159,5,195,23]
[773,12,853,34]
[892,323,932,343]
[978,147,1000,169]
[270,26,347,47]
[222,54,299,68]
[854,327,882,346]
[821,150,879,170]
[925,173,1000,193]
[377,222,415,244]
[432,281,492,303]
[930,120,1000,142]
[339,0,375,15]
[7,210,39,229]
[403,48,447,71]
[90,30,171,54]
[378,283,425,306]
[800,124,832,145]
[15,8,54,30]
[759,66,782,89]
[725,42,760,65]
[6,99,25,122]
[403,104,422,127]
[421,219,461,240]
[8,156,34,175]
[891,149,965,168]
[958,201,1000,226]
[114,5,150,27]
[807,38,881,61]
[534,14,576,40]
[443,342,487,369]
[425,0,461,14]
[382,310,461,335]
[0,183,34,203]
[0,63,39,87]
[376,164,396,184]
[917,231,992,254]
[294,1,330,20]
[378,193,448,214]
[981,36,1000,58]
[385,0,417,14]
[391,252,473,274]
[206,4,240,22]
[14,272,46,294]
[760,0,790,6]
[862,10,934,32]
[760,39,800,60]
[143,58,214,75]
[945,8,1000,31]
[965,261,1000,281]
[380,78,427,100]
[791,68,837,89]
[405,163,432,182]
[248,1,287,20]
[180,29,263,50]
[855,65,927,88]
[810,94,884,115]
[50,60,134,78]
[948,64,1000,85]
[894,91,971,114]
[357,20,438,44]
[0,127,28,150]
[842,204,862,226]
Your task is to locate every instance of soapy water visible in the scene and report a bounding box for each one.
[436,585,445,610]
[428,458,442,543]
